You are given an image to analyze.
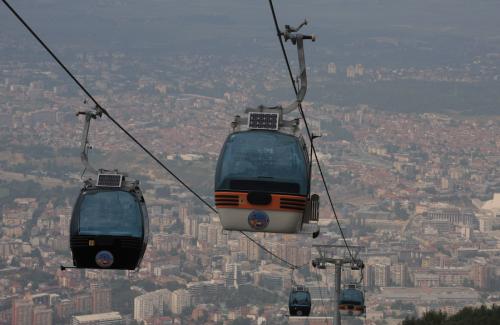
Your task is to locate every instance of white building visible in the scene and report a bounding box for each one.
[374,264,390,287]
[133,289,171,322]
[477,193,500,227]
[225,263,242,289]
[170,289,191,314]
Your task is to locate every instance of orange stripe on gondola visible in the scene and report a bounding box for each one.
[215,191,306,212]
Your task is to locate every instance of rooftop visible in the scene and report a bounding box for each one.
[72,312,122,321]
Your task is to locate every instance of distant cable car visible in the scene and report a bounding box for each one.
[214,23,319,235]
[68,111,149,270]
[311,259,327,269]
[289,285,311,317]
[339,284,365,317]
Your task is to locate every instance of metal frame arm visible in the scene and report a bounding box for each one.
[281,20,316,107]
[295,36,308,102]
[77,110,100,176]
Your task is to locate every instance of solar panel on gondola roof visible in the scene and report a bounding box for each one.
[97,174,122,188]
[248,112,279,130]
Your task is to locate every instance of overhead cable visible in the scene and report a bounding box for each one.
[1,0,301,270]
[267,0,355,263]
[1,0,216,214]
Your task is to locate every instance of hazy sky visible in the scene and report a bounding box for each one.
[2,0,500,114]
[2,0,500,58]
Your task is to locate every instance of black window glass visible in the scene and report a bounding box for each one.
[216,131,308,195]
[340,289,364,304]
[79,191,143,237]
[290,292,311,305]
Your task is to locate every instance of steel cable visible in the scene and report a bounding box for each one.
[1,0,304,271]
[267,0,355,263]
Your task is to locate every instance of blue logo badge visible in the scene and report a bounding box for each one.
[248,210,270,230]
[95,250,114,268]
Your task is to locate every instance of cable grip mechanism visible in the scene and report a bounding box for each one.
[76,107,102,176]
[280,19,316,104]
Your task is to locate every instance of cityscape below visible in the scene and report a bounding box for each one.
[1,1,500,325]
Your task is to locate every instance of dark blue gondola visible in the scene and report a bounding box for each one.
[339,284,365,317]
[289,285,311,317]
[70,174,149,270]
[68,111,149,270]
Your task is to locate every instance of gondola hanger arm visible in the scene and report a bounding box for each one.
[280,20,315,114]
[76,110,101,176]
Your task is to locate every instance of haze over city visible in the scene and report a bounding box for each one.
[0,0,499,324]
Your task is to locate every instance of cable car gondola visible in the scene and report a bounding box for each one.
[289,285,311,317]
[214,23,319,235]
[215,114,318,234]
[339,284,365,317]
[70,173,148,269]
[68,111,149,270]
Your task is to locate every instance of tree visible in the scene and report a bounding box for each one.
[403,305,500,325]
[110,279,139,314]
[230,318,251,325]
[166,281,185,291]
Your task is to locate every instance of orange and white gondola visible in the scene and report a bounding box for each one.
[214,108,319,235]
[214,21,319,235]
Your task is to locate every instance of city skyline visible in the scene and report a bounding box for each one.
[1,1,499,325]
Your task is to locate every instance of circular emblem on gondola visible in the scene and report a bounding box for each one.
[95,250,114,268]
[248,210,270,230]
